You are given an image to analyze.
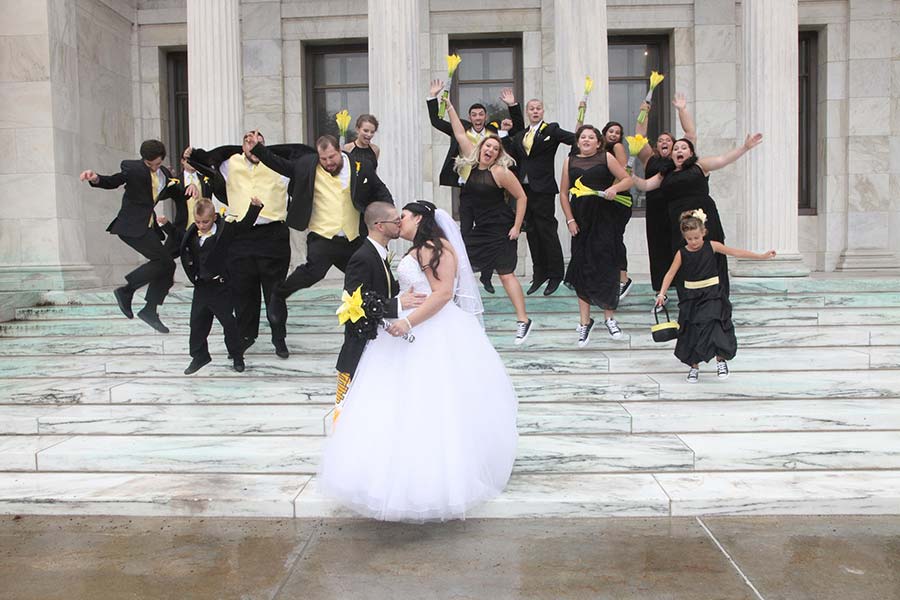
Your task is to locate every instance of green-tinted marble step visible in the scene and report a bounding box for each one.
[18,292,900,321]
[1,324,895,357]
[0,346,880,379]
[0,402,631,436]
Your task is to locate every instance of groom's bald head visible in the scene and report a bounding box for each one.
[364,201,397,229]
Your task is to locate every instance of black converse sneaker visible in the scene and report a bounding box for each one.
[515,319,534,345]
[618,277,633,299]
[576,318,595,348]
[687,367,700,383]
[716,360,730,379]
[604,317,623,340]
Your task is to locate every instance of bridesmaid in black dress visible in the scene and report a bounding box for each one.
[559,126,634,347]
[634,92,697,306]
[446,100,533,345]
[343,114,380,170]
[633,133,764,296]
[600,121,634,300]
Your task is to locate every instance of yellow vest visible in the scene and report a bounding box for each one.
[307,164,359,240]
[224,154,288,221]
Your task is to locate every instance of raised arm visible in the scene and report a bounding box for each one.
[673,93,697,144]
[698,133,762,174]
[635,100,654,165]
[426,79,453,137]
[710,241,776,261]
[446,101,476,157]
[81,164,126,189]
[502,88,525,134]
[249,132,294,178]
[632,172,664,192]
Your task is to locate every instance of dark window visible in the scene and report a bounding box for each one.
[608,36,670,210]
[166,51,189,162]
[799,31,818,213]
[306,45,369,142]
[448,38,523,217]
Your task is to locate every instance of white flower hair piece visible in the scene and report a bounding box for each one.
[691,208,708,224]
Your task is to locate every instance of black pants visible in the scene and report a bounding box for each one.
[190,280,242,361]
[119,229,176,306]
[229,222,291,346]
[276,232,362,298]
[523,187,564,282]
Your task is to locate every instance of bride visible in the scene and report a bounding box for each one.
[318,200,519,522]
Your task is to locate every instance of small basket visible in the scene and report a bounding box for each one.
[650,305,679,342]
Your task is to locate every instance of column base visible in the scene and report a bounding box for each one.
[835,250,900,271]
[731,253,811,277]
[0,265,103,292]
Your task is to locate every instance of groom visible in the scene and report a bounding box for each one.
[334,202,426,415]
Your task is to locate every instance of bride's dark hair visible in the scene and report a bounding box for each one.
[403,200,447,278]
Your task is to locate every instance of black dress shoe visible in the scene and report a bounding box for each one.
[114,286,134,319]
[137,308,169,333]
[543,279,561,296]
[481,275,495,294]
[268,290,287,327]
[274,339,289,359]
[526,278,547,295]
[232,357,245,373]
[184,356,211,375]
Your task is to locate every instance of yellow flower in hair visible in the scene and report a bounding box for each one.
[336,286,365,325]
[625,135,649,156]
[649,71,665,90]
[692,208,708,224]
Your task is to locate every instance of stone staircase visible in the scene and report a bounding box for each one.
[1,277,899,518]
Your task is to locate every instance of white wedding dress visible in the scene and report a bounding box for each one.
[318,253,519,522]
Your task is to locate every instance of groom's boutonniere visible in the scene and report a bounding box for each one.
[386,249,395,265]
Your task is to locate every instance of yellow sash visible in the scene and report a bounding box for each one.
[684,276,720,289]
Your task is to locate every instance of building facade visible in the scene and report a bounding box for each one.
[1,0,898,291]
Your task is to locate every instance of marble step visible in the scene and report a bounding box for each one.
[0,346,884,379]
[0,403,633,436]
[15,434,695,475]
[17,291,900,321]
[6,307,900,337]
[3,370,898,406]
[2,470,897,519]
[0,325,896,357]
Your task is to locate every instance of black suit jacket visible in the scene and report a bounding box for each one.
[427,98,525,187]
[175,203,262,283]
[335,240,401,376]
[92,160,181,239]
[504,122,576,194]
[250,143,392,236]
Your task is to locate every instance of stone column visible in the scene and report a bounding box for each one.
[186,0,243,148]
[733,0,809,276]
[551,0,608,256]
[553,0,608,133]
[836,0,898,270]
[367,0,423,205]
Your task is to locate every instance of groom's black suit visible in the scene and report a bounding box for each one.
[336,238,401,377]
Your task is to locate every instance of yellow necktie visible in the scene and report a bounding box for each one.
[149,169,160,227]
[524,128,535,155]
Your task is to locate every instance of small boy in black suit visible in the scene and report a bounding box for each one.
[170,196,263,374]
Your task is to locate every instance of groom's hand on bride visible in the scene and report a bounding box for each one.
[399,287,427,309]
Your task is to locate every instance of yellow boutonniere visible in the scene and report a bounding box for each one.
[167,178,180,186]
[539,122,548,132]
[489,121,499,129]
[336,286,365,325]
[355,161,361,173]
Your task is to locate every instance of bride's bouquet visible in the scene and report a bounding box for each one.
[337,286,415,343]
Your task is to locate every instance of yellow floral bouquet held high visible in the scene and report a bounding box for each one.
[570,177,633,208]
[577,76,593,123]
[637,71,665,124]
[625,134,649,173]
[335,109,352,147]
[437,54,462,119]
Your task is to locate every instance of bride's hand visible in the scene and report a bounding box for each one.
[387,319,411,337]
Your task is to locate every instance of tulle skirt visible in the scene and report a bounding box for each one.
[318,301,519,522]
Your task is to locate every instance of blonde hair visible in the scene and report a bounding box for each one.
[193,198,216,218]
[453,134,516,175]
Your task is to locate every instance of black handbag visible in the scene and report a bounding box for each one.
[651,305,679,342]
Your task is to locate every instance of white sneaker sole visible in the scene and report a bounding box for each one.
[514,321,534,346]
[619,281,633,300]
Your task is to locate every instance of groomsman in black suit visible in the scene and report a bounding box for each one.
[334,202,425,416]
[504,99,576,296]
[426,80,524,293]
[246,133,394,333]
[80,139,181,332]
